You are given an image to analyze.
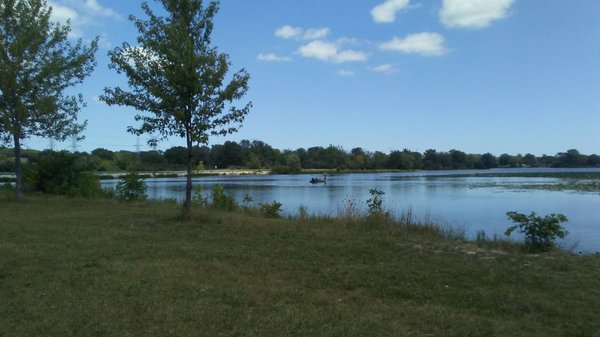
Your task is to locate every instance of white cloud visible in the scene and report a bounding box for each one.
[337,70,356,77]
[275,25,303,39]
[380,32,447,56]
[298,40,367,63]
[48,1,82,36]
[276,26,332,40]
[303,28,331,40]
[48,0,121,39]
[83,0,120,20]
[370,64,395,73]
[298,41,337,61]
[440,0,515,29]
[257,53,292,62]
[335,50,368,63]
[48,1,79,22]
[371,0,410,23]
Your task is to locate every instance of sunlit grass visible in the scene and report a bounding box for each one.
[1,195,599,336]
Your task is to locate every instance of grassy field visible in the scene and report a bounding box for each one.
[1,196,599,336]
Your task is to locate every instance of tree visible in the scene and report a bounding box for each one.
[218,140,245,168]
[422,149,439,170]
[101,0,251,217]
[556,149,587,167]
[523,153,537,167]
[479,153,498,169]
[369,151,388,170]
[0,0,98,199]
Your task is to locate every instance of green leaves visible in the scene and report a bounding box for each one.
[101,0,251,147]
[0,0,97,138]
[101,0,251,216]
[1,0,97,199]
[505,211,569,252]
[115,172,148,201]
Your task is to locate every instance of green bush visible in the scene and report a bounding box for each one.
[259,201,283,218]
[241,194,254,212]
[505,211,569,251]
[25,151,101,197]
[192,190,209,207]
[115,173,147,201]
[210,185,237,211]
[366,188,386,217]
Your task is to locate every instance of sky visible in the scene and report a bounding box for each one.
[21,0,600,156]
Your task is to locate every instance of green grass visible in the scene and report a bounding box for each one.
[1,196,599,336]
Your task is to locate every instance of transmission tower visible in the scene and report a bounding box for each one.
[70,136,78,153]
[135,137,141,154]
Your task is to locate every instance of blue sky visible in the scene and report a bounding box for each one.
[24,0,600,156]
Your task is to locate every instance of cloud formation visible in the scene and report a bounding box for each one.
[303,28,331,40]
[380,32,447,56]
[257,53,292,62]
[275,25,303,39]
[82,0,120,20]
[439,0,515,29]
[369,64,395,73]
[371,0,410,23]
[298,40,368,63]
[48,0,121,39]
[275,25,331,40]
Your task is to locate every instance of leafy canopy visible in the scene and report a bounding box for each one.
[101,0,251,145]
[0,0,97,143]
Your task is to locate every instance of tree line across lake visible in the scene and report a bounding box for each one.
[1,142,597,174]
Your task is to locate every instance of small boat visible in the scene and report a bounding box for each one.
[310,174,327,185]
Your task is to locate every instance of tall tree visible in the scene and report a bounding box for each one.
[0,0,97,199]
[102,0,251,217]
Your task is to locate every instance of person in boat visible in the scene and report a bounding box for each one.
[310,174,327,184]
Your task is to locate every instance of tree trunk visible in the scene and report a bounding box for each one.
[13,133,23,201]
[181,132,193,218]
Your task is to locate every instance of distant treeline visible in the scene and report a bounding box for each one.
[0,141,598,173]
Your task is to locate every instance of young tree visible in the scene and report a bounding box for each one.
[0,0,98,199]
[101,0,251,217]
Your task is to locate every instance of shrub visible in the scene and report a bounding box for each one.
[366,188,386,217]
[210,185,237,210]
[260,201,283,218]
[297,205,309,219]
[192,190,209,207]
[505,211,569,251]
[115,173,147,201]
[241,194,254,212]
[25,151,101,197]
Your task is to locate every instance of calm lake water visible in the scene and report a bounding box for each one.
[102,168,600,253]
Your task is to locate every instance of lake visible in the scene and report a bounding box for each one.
[101,168,600,253]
